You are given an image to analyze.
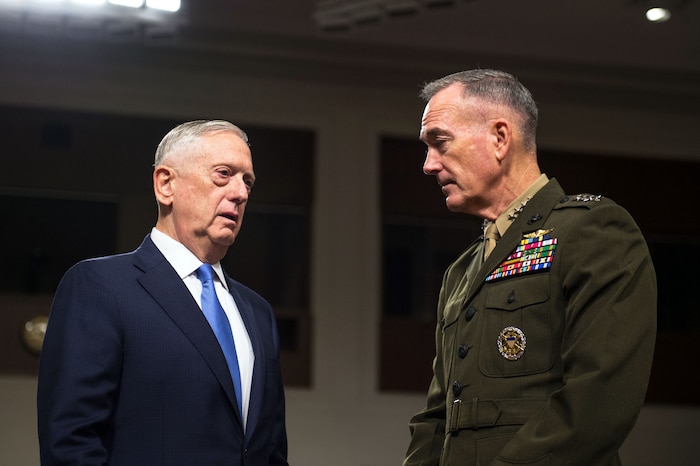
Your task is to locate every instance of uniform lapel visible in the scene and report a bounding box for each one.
[465,179,564,302]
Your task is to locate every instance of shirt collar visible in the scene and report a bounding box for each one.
[150,227,229,290]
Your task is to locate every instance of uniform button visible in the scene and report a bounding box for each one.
[452,380,462,397]
[507,290,516,304]
[560,196,569,203]
[464,306,477,321]
[527,213,542,224]
[440,317,446,328]
[458,344,471,359]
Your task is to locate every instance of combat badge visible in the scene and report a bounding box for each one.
[497,326,526,360]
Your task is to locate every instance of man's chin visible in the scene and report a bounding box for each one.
[208,229,238,248]
[216,235,237,247]
[445,198,464,213]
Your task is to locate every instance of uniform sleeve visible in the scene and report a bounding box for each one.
[493,202,657,465]
[37,262,123,466]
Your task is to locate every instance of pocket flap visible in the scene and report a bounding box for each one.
[485,274,550,311]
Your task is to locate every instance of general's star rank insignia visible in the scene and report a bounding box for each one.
[497,326,526,360]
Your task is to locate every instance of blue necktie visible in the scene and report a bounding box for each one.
[196,264,243,415]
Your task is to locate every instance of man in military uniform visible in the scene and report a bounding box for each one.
[403,69,656,466]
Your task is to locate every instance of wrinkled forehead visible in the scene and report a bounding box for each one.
[420,92,484,137]
[166,130,249,163]
[423,88,511,132]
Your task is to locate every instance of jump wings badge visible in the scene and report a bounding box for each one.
[497,326,526,360]
[523,228,554,239]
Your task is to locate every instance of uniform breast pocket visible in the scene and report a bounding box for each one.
[479,274,555,377]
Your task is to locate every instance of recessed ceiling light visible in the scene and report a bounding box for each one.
[646,7,671,23]
[108,0,144,8]
[146,0,180,12]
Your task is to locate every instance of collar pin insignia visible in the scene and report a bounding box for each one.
[508,198,531,221]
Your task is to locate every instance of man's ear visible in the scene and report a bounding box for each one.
[492,118,512,162]
[153,166,175,206]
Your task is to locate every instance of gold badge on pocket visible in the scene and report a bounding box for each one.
[497,326,526,360]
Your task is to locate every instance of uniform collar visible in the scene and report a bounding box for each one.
[491,173,549,237]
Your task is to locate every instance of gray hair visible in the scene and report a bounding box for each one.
[154,120,249,167]
[420,69,538,151]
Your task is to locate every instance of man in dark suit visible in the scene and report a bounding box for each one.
[403,70,656,465]
[38,120,288,465]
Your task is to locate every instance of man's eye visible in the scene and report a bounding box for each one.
[435,138,452,150]
[217,169,231,177]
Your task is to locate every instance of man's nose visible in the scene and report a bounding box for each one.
[423,149,441,175]
[228,177,250,203]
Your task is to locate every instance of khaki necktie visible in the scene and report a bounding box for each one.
[483,221,500,261]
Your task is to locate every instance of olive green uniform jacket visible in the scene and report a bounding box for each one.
[404,178,656,466]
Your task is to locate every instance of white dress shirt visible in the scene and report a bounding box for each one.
[150,227,254,430]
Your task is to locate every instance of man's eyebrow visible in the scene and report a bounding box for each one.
[421,127,449,140]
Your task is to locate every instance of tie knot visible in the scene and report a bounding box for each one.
[196,263,215,283]
[485,222,500,240]
[483,221,500,261]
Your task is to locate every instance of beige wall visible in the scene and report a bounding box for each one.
[1,36,699,466]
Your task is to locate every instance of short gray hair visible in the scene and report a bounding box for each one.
[154,120,249,167]
[420,69,538,151]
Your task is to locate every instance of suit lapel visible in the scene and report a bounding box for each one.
[133,238,241,419]
[226,278,264,441]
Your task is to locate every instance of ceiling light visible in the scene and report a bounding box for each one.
[146,0,180,12]
[71,0,107,5]
[108,0,144,8]
[646,7,671,22]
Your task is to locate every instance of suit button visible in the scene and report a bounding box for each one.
[452,380,462,397]
[458,344,471,359]
[464,306,477,321]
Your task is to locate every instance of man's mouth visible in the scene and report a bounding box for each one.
[219,213,237,222]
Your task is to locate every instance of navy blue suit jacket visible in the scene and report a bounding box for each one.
[37,236,288,466]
